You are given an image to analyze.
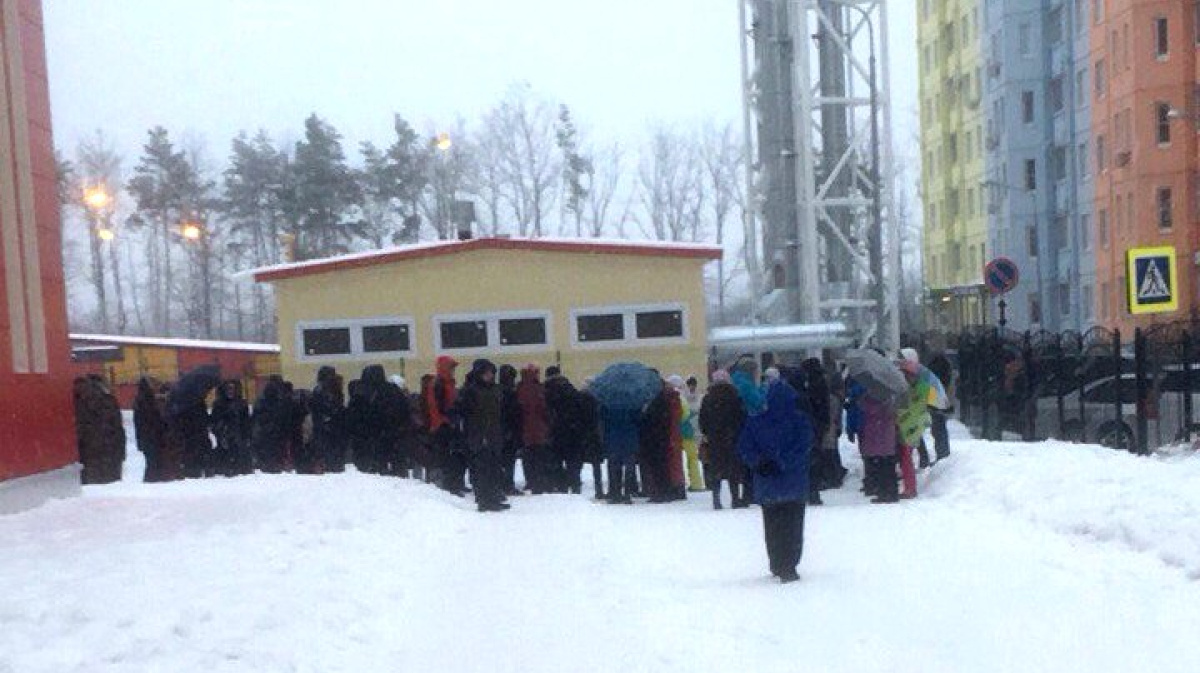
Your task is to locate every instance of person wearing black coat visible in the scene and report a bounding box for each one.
[698,373,747,510]
[639,383,673,503]
[168,366,221,479]
[547,374,592,494]
[578,387,605,500]
[344,379,371,472]
[310,366,347,473]
[498,364,523,495]
[251,377,290,473]
[927,352,954,461]
[285,384,313,473]
[74,375,126,485]
[454,359,510,512]
[210,380,252,477]
[134,377,175,483]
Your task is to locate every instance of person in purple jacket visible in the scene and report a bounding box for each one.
[847,389,899,504]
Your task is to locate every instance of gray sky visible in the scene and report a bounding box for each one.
[44,0,918,180]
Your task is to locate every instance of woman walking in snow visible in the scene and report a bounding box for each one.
[738,378,814,583]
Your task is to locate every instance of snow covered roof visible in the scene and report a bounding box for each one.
[70,334,280,354]
[246,237,724,283]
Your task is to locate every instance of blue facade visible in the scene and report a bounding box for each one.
[983,0,1090,332]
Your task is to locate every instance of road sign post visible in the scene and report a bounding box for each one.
[984,257,1020,328]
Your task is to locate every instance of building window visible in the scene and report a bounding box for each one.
[948,133,959,164]
[576,313,625,343]
[1079,142,1090,178]
[1155,16,1169,59]
[572,304,689,348]
[1021,90,1035,124]
[1019,22,1032,57]
[1060,284,1072,315]
[1095,60,1106,98]
[1048,8,1064,45]
[1157,102,1172,145]
[1030,293,1043,324]
[296,317,416,361]
[1052,147,1067,182]
[1076,69,1086,107]
[436,311,552,352]
[1099,209,1108,248]
[1158,187,1174,230]
[362,323,411,354]
[636,310,685,340]
[498,317,548,347]
[1028,225,1039,257]
[1093,0,1103,25]
[1049,77,1064,113]
[302,327,352,357]
[439,320,489,350]
[1082,285,1094,320]
[1096,134,1106,171]
[1025,159,1037,191]
[1080,213,1091,250]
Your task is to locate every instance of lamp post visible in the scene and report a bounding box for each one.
[180,219,212,337]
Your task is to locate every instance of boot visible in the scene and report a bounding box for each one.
[712,483,724,510]
[870,456,900,504]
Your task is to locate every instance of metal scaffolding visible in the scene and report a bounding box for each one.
[739,0,900,350]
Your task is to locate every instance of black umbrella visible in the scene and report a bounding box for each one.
[168,364,222,417]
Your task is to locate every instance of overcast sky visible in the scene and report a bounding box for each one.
[44,0,918,181]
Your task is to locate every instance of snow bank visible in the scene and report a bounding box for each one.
[923,426,1200,578]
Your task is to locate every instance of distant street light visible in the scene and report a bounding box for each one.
[83,185,111,211]
[434,132,453,152]
[96,227,115,242]
[181,223,203,241]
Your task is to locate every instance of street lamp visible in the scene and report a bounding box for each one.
[181,223,203,241]
[96,228,115,242]
[83,185,111,211]
[434,132,452,152]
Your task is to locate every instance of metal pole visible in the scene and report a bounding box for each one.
[738,0,762,321]
[877,0,901,350]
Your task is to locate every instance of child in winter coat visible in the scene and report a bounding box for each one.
[668,374,705,492]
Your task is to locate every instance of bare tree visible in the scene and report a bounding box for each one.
[584,143,628,237]
[636,125,706,242]
[421,120,476,240]
[481,83,561,237]
[699,122,744,322]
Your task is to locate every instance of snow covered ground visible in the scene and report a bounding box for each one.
[4,423,1200,673]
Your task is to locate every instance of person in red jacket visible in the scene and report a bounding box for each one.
[664,384,687,501]
[427,356,466,495]
[517,365,551,493]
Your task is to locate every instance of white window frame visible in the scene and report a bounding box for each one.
[432,309,553,356]
[295,316,417,363]
[569,302,690,350]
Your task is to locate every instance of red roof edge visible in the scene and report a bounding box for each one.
[252,238,723,283]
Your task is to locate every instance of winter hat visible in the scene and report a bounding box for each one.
[732,371,766,415]
[389,374,407,391]
[764,367,781,382]
[712,369,732,384]
[666,374,686,391]
[900,348,920,365]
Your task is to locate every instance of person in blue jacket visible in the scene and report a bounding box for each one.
[601,403,641,504]
[738,378,814,583]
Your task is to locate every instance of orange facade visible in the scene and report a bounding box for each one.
[0,0,75,482]
[1093,0,1200,331]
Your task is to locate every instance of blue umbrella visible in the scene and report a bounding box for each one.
[590,362,663,410]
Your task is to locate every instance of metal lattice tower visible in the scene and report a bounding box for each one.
[739,0,900,350]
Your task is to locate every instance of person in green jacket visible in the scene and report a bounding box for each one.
[897,352,932,499]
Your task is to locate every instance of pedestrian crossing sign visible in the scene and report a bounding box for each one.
[1126,246,1179,315]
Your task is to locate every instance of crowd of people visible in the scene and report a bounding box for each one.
[73,347,951,581]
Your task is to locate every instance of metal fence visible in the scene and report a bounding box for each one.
[906,320,1200,454]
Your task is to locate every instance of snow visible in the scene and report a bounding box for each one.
[70,334,280,354]
[3,422,1200,672]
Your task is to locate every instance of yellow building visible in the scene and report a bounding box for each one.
[250,238,722,386]
[918,0,989,329]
